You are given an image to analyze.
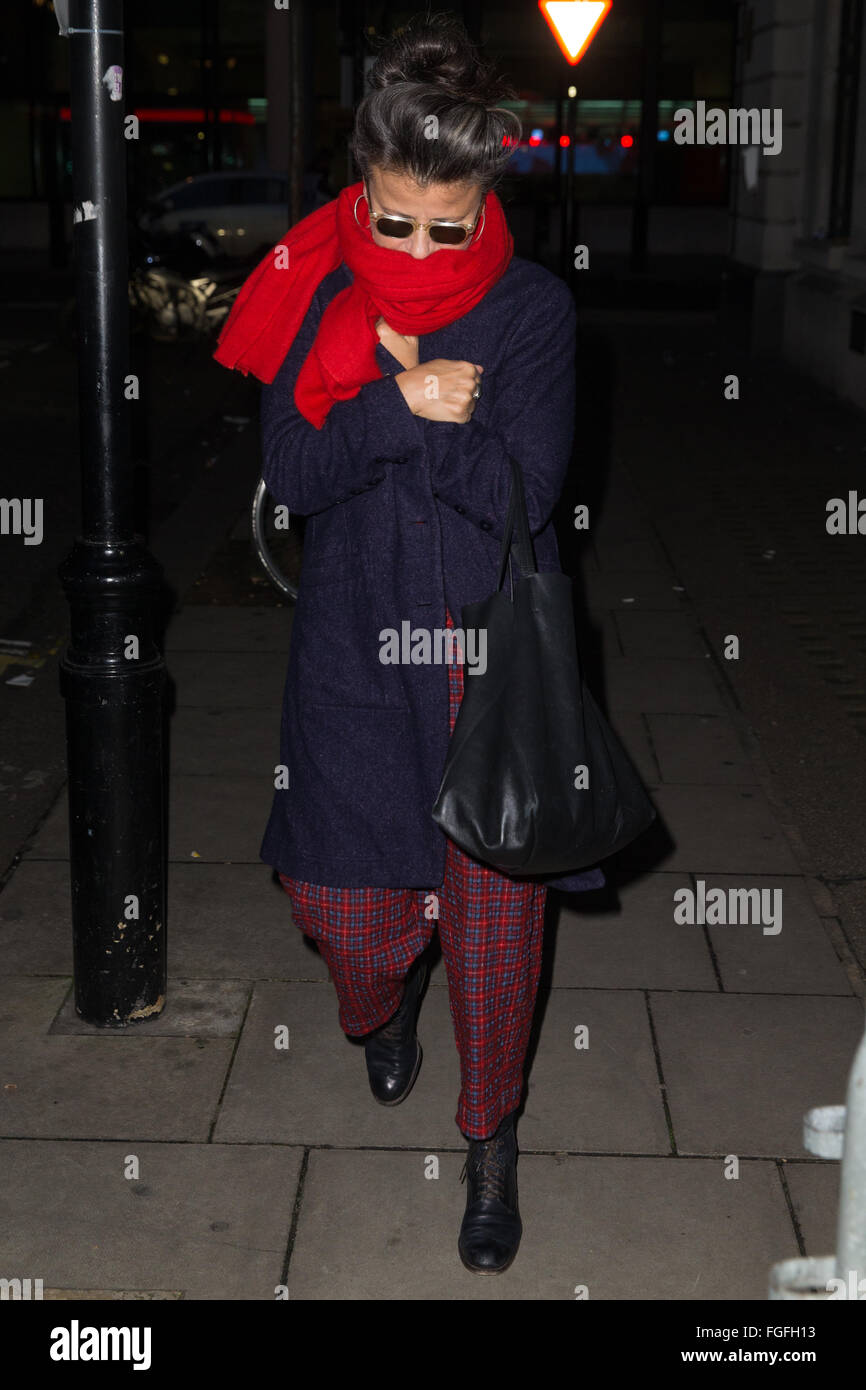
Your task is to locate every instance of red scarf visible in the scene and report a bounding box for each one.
[212,180,513,429]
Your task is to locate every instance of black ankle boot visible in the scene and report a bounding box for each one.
[364,955,428,1105]
[458,1109,522,1274]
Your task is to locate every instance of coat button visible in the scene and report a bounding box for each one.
[480,519,492,531]
[455,505,466,515]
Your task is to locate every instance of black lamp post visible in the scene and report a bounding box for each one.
[55,0,167,1027]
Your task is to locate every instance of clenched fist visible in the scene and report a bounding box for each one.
[395,358,484,423]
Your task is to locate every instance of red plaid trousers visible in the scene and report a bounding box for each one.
[278,608,547,1140]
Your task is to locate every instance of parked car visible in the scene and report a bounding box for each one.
[139,171,291,259]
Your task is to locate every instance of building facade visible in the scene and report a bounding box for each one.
[729,0,865,406]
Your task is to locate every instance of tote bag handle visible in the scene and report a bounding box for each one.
[496,454,538,594]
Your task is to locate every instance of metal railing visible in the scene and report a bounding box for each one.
[769,1015,866,1299]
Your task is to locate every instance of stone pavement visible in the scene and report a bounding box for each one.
[2,326,865,1301]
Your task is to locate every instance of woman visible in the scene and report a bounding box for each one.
[214,14,604,1276]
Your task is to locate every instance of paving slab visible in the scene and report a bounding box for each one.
[650,992,866,1157]
[213,981,669,1154]
[167,864,329,980]
[213,980,464,1147]
[0,979,233,1140]
[618,783,804,874]
[602,710,660,787]
[581,571,687,611]
[517,987,670,1152]
[170,776,275,865]
[550,871,718,991]
[25,776,275,863]
[168,708,278,777]
[590,505,650,547]
[601,655,728,714]
[0,861,73,973]
[0,975,70,1031]
[49,979,251,1037]
[614,610,711,660]
[783,1160,845,1260]
[828,879,866,979]
[575,609,621,659]
[0,861,326,981]
[651,551,769,602]
[0,1140,302,1300]
[647,712,756,784]
[168,651,287,707]
[0,1034,233,1140]
[701,875,853,995]
[287,1150,796,1300]
[23,790,69,858]
[163,606,293,653]
[591,535,671,573]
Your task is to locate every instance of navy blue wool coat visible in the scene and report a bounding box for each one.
[258,252,605,895]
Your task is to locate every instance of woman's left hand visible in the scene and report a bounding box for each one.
[376,317,419,371]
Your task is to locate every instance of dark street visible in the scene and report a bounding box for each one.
[1,0,865,1337]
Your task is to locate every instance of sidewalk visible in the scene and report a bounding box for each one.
[1,320,864,1300]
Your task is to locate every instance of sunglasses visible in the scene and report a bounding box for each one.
[359,188,485,246]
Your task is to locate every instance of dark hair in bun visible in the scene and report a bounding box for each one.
[351,13,522,194]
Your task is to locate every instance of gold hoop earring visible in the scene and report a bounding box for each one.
[472,205,486,244]
[353,191,371,230]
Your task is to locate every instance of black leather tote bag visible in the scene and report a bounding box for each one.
[431,453,656,875]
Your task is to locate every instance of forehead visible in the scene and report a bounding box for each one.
[368,167,480,216]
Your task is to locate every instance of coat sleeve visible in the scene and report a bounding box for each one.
[260,283,423,517]
[425,275,576,540]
